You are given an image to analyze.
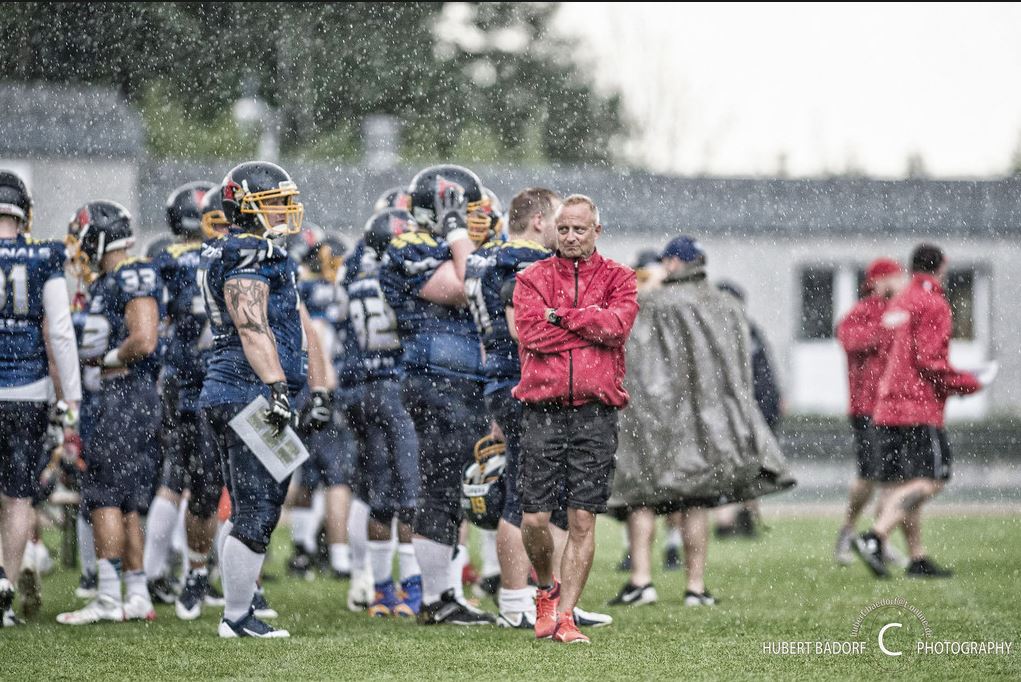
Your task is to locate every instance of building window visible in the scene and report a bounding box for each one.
[799,267,835,340]
[946,269,975,340]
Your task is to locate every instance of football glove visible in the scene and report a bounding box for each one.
[434,184,468,241]
[264,381,295,436]
[300,388,333,432]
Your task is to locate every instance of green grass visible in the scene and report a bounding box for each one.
[4,512,1019,680]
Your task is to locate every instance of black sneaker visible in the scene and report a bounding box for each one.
[175,572,210,621]
[616,551,632,573]
[607,582,658,606]
[478,574,500,598]
[0,576,14,615]
[2,608,24,627]
[852,531,889,578]
[417,589,495,625]
[251,590,279,619]
[663,546,682,571]
[683,590,717,606]
[148,576,178,604]
[287,546,315,581]
[906,557,953,579]
[735,508,758,538]
[218,607,289,638]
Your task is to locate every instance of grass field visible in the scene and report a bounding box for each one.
[3,510,1019,680]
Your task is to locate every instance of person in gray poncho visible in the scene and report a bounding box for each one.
[607,236,795,609]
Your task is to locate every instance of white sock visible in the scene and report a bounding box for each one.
[143,496,180,578]
[480,530,500,577]
[329,543,351,573]
[124,570,148,600]
[666,527,682,549]
[215,520,233,566]
[309,490,326,552]
[77,513,96,574]
[347,499,369,572]
[498,586,536,615]
[290,507,314,552]
[450,544,469,603]
[172,498,188,553]
[97,558,121,603]
[222,536,265,622]
[412,537,453,604]
[367,540,395,585]
[397,543,420,582]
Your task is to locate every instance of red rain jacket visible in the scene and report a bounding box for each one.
[512,250,638,408]
[873,273,980,427]
[836,295,891,417]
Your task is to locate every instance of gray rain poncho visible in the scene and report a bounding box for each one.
[609,269,795,510]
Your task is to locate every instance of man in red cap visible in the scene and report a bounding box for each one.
[833,257,905,566]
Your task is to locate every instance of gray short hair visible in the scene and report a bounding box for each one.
[554,194,600,225]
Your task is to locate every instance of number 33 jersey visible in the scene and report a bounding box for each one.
[0,235,66,389]
[197,230,307,407]
[82,256,164,381]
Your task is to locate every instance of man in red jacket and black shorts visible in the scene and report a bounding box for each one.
[834,258,905,566]
[853,244,985,579]
[512,194,638,644]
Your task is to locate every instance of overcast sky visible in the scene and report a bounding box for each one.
[554,2,1021,178]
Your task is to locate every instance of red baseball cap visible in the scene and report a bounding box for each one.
[866,258,902,283]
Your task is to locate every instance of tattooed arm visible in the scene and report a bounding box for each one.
[224,277,286,384]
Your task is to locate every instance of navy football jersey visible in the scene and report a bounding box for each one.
[81,257,164,382]
[341,239,402,384]
[153,241,208,402]
[198,229,307,407]
[0,236,67,388]
[379,231,482,382]
[298,275,346,365]
[465,238,550,389]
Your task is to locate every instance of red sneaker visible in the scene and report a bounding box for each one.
[534,580,560,639]
[552,611,590,645]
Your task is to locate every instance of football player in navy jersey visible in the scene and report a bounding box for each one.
[287,226,356,581]
[143,181,230,620]
[380,165,494,625]
[343,208,424,618]
[58,201,163,625]
[198,161,328,639]
[0,171,81,626]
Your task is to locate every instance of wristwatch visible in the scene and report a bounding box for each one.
[545,308,561,326]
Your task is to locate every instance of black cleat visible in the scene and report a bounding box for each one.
[906,557,953,579]
[607,582,657,607]
[287,546,315,581]
[478,574,500,598]
[663,546,682,571]
[852,531,889,578]
[417,589,495,626]
[148,576,178,604]
[615,551,632,573]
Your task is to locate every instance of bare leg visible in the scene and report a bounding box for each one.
[123,513,145,573]
[872,479,942,540]
[367,517,391,542]
[681,507,708,594]
[185,512,217,569]
[557,508,596,615]
[91,507,126,560]
[627,507,656,586]
[902,507,925,561]
[843,479,875,530]
[324,484,350,545]
[521,511,554,586]
[551,524,568,573]
[0,495,33,580]
[496,518,530,590]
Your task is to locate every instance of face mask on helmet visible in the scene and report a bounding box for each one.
[467,187,505,246]
[363,208,415,258]
[221,161,305,237]
[200,186,230,240]
[0,171,33,234]
[408,165,485,235]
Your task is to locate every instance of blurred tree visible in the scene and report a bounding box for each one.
[0,1,623,163]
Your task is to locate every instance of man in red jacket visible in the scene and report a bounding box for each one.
[512,194,638,644]
[834,258,905,565]
[853,244,984,579]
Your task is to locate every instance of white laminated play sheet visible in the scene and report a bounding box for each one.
[229,395,309,482]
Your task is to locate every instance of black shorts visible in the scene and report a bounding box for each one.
[877,425,952,482]
[519,402,619,515]
[0,401,48,499]
[851,415,885,481]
